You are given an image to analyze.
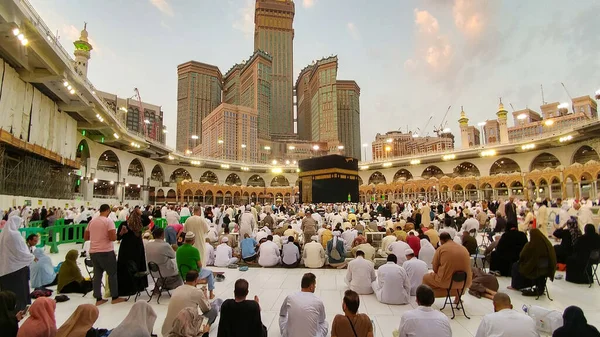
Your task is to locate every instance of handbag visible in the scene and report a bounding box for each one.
[346,316,359,337]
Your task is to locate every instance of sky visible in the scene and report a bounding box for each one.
[29,0,600,158]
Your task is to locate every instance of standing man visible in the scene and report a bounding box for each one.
[240,205,257,239]
[302,211,318,242]
[180,204,191,217]
[184,206,210,264]
[475,293,539,337]
[84,204,125,306]
[505,196,517,226]
[218,279,267,337]
[279,273,328,337]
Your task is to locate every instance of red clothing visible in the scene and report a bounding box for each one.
[407,235,421,257]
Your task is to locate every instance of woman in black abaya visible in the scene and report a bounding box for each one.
[116,208,148,297]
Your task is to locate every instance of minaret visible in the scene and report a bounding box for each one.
[458,106,470,148]
[496,98,509,144]
[73,23,93,77]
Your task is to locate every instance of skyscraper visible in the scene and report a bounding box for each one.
[176,61,222,152]
[337,80,361,159]
[254,0,295,137]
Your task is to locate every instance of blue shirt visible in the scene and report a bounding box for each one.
[241,238,258,258]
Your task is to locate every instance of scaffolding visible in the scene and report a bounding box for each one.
[0,145,76,199]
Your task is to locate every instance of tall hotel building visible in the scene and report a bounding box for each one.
[254,0,295,136]
[176,0,362,161]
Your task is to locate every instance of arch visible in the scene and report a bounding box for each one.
[421,165,444,179]
[170,168,192,182]
[368,171,386,185]
[127,159,144,178]
[200,171,219,184]
[271,175,290,187]
[225,173,242,186]
[156,189,165,203]
[150,164,164,182]
[490,158,521,175]
[205,190,214,204]
[247,175,266,187]
[530,152,561,171]
[97,150,120,174]
[572,145,600,165]
[393,169,413,182]
[453,162,480,177]
[166,189,176,201]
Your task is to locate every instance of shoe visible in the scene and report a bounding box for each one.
[521,288,543,297]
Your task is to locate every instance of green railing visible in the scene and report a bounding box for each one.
[153,218,167,229]
[28,220,44,227]
[0,227,47,248]
[46,224,88,253]
[180,216,190,224]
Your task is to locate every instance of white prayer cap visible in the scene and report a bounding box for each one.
[405,248,414,255]
[221,237,229,243]
[311,235,319,241]
[185,231,195,240]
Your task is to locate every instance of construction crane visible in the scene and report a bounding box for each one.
[561,82,575,114]
[433,105,452,136]
[133,88,148,139]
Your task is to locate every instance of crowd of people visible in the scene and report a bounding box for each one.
[0,195,599,336]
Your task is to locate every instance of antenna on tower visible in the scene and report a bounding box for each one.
[541,84,547,105]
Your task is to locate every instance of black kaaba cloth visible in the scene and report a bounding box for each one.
[298,155,359,203]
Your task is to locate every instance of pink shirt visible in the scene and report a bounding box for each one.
[170,223,184,233]
[87,216,116,253]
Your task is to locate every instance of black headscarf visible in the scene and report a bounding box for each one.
[553,306,600,337]
[0,291,18,337]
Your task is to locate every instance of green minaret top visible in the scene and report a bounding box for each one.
[73,23,93,53]
[458,106,469,125]
[496,97,508,119]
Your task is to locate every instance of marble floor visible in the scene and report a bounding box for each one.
[37,243,600,337]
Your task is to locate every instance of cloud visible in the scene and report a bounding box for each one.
[149,0,174,17]
[233,0,255,38]
[414,9,439,34]
[347,22,360,40]
[405,9,454,74]
[452,0,489,40]
[303,0,316,8]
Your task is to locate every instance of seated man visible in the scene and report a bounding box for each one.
[240,233,259,263]
[352,231,367,247]
[145,228,183,291]
[331,290,374,337]
[424,224,440,248]
[475,293,539,337]
[218,278,268,337]
[394,226,407,242]
[258,235,280,267]
[176,232,216,299]
[345,250,376,294]
[422,232,472,298]
[398,285,452,337]
[281,236,301,268]
[388,239,411,266]
[378,228,397,257]
[352,242,376,261]
[303,235,326,268]
[279,273,328,337]
[403,248,428,296]
[161,270,222,337]
[461,230,477,255]
[204,238,215,266]
[214,237,239,267]
[372,254,410,305]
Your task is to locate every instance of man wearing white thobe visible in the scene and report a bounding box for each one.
[184,206,209,262]
[398,285,451,337]
[461,214,479,233]
[258,236,280,267]
[341,228,357,251]
[240,206,257,239]
[180,205,191,217]
[352,243,376,261]
[403,249,429,296]
[388,240,411,266]
[279,273,328,337]
[303,236,325,269]
[372,254,410,305]
[330,213,343,227]
[378,230,397,258]
[214,237,238,267]
[475,293,539,337]
[574,202,595,231]
[161,205,168,218]
[118,205,129,221]
[166,207,181,225]
[204,240,215,266]
[345,251,376,294]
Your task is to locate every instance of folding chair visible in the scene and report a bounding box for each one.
[147,262,172,304]
[534,258,552,301]
[587,249,600,288]
[126,260,151,302]
[83,258,103,297]
[440,271,470,319]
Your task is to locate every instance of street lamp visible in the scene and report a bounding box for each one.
[312,145,320,150]
[385,145,391,159]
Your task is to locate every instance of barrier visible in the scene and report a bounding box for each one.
[28,220,44,227]
[114,220,124,228]
[0,227,47,248]
[180,216,190,224]
[153,218,167,229]
[46,224,87,253]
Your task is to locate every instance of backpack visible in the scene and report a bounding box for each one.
[555,214,560,225]
[330,242,342,260]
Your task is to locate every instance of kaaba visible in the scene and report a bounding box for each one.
[298,154,359,203]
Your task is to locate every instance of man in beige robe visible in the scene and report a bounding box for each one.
[423,232,472,297]
[421,202,431,228]
[184,206,210,263]
[536,199,549,237]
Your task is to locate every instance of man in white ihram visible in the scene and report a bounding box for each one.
[258,235,280,267]
[475,293,539,337]
[184,206,209,263]
[344,250,376,294]
[372,254,410,305]
[280,273,328,337]
[239,205,257,239]
[403,248,428,296]
[388,239,411,266]
[214,237,238,267]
